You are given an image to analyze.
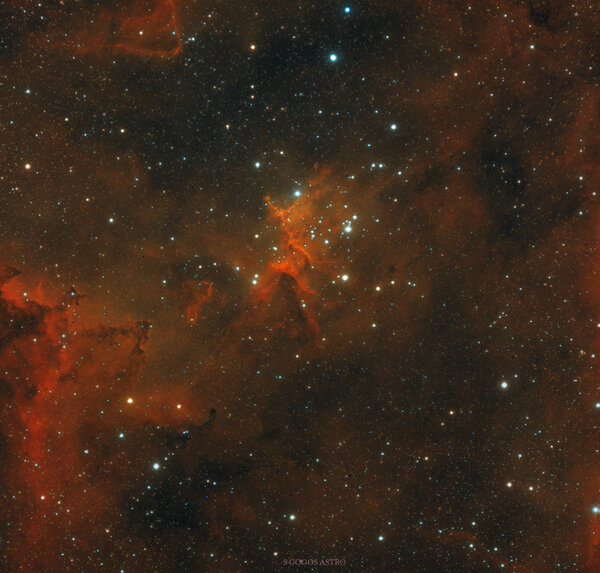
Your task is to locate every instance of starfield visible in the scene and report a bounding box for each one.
[1,1,599,572]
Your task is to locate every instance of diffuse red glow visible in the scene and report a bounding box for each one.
[75,0,182,58]
[589,514,600,571]
[248,260,320,342]
[0,269,154,570]
[243,189,338,345]
[180,279,213,323]
[266,196,314,267]
[246,174,361,346]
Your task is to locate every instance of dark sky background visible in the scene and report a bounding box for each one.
[1,0,600,571]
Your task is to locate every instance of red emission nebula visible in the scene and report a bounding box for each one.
[5,0,600,572]
[73,0,182,58]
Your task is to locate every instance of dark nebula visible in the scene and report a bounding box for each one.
[1,1,600,571]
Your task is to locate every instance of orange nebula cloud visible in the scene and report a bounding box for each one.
[589,513,600,571]
[239,185,342,346]
[180,280,213,323]
[250,261,320,343]
[0,268,152,570]
[75,0,182,58]
[266,196,315,267]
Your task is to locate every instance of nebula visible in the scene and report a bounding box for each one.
[3,0,600,571]
[75,0,182,58]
